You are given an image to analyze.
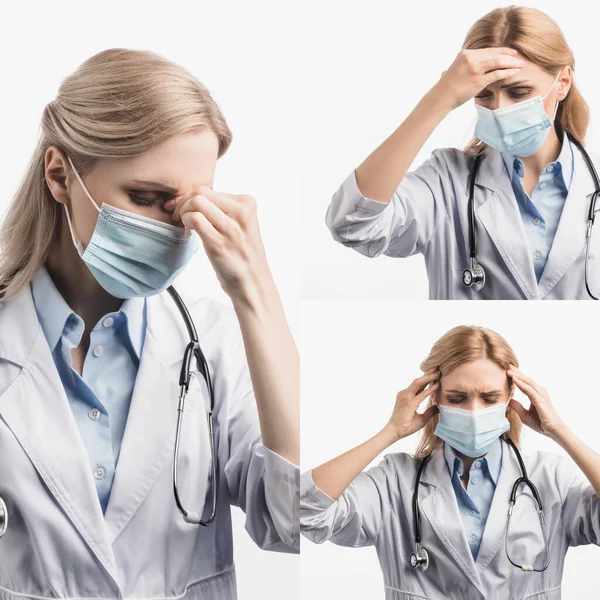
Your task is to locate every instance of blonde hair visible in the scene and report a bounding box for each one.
[462,6,589,157]
[0,48,232,301]
[413,325,522,459]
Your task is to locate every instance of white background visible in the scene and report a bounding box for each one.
[294,0,600,300]
[0,1,300,598]
[2,1,600,599]
[299,299,600,598]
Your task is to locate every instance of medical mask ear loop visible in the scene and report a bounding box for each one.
[542,69,563,122]
[63,155,102,251]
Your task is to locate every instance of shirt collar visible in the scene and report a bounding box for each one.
[501,129,574,188]
[443,436,503,485]
[31,266,79,352]
[30,265,146,360]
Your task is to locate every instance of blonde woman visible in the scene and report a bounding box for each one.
[326,6,600,300]
[0,49,299,599]
[301,326,600,599]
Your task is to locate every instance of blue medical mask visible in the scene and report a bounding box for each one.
[473,69,562,157]
[64,156,199,299]
[434,400,510,458]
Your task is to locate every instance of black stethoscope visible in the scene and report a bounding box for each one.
[0,284,217,539]
[409,435,550,573]
[167,285,218,526]
[462,131,600,299]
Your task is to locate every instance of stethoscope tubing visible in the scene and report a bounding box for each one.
[167,285,218,527]
[411,435,549,573]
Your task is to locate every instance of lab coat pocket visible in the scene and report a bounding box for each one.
[505,488,548,571]
[173,370,213,522]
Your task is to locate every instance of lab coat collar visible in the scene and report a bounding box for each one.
[473,147,539,299]
[419,437,523,594]
[0,282,206,590]
[102,290,203,543]
[473,437,523,570]
[0,283,122,587]
[473,141,596,299]
[419,443,484,594]
[537,141,595,297]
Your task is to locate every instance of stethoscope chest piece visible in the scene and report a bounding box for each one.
[462,259,486,292]
[0,496,7,538]
[410,544,429,571]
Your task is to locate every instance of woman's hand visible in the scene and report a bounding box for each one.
[506,365,568,439]
[385,369,440,442]
[435,46,524,110]
[166,188,270,303]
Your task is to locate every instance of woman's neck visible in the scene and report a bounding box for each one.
[519,125,562,180]
[45,218,123,330]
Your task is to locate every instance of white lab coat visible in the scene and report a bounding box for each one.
[0,279,299,600]
[326,141,600,299]
[301,437,600,599]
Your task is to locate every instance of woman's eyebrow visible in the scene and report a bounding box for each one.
[499,80,531,89]
[446,389,467,394]
[128,179,180,194]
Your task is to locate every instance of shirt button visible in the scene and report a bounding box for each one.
[546,165,554,172]
[103,317,114,328]
[539,182,547,189]
[470,509,477,517]
[471,533,478,542]
[471,477,477,484]
[88,408,101,421]
[474,460,482,468]
[533,217,541,226]
[534,251,542,260]
[93,345,104,357]
[93,466,106,479]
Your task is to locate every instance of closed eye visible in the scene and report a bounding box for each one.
[447,396,466,404]
[127,191,176,211]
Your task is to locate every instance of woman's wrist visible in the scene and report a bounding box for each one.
[548,421,574,447]
[380,423,401,447]
[228,264,277,316]
[424,81,459,117]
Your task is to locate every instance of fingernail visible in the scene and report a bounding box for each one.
[164,199,175,210]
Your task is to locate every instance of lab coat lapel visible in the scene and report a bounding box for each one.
[474,437,522,570]
[0,285,120,586]
[474,149,539,300]
[419,445,484,594]
[537,144,595,298]
[103,292,189,543]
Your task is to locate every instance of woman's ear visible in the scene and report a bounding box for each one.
[557,65,573,102]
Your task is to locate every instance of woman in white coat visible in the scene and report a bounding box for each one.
[326,6,600,300]
[0,49,299,600]
[300,326,600,599]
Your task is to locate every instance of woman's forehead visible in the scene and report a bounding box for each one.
[90,130,219,193]
[441,359,508,388]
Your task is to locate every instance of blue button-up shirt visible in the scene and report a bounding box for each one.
[501,130,574,282]
[30,266,147,514]
[443,437,503,561]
